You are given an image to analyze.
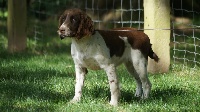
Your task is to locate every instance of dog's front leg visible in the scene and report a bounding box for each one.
[104,64,120,106]
[71,65,87,103]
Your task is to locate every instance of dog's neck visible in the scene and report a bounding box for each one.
[71,34,94,50]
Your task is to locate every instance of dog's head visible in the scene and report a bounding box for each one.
[58,8,94,40]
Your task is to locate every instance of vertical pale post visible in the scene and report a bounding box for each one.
[7,0,27,52]
[144,0,170,73]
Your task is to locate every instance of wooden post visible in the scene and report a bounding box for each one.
[144,0,170,73]
[7,0,27,52]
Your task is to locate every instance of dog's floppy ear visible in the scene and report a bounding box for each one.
[76,12,94,39]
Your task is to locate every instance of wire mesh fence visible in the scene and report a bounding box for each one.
[28,0,143,38]
[171,0,200,68]
[0,0,200,68]
[85,0,143,29]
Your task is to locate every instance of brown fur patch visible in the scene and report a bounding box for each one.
[98,27,158,61]
[110,80,115,83]
[98,30,125,57]
[76,10,94,39]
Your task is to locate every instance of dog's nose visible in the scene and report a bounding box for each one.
[59,29,65,34]
[58,27,66,40]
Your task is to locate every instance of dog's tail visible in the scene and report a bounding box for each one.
[148,44,159,62]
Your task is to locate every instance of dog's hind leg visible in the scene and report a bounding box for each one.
[71,65,88,103]
[131,50,151,99]
[124,61,143,97]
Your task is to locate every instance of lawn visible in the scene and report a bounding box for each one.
[0,37,200,112]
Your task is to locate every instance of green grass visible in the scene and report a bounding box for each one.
[0,36,200,112]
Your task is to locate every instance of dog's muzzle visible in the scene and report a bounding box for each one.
[57,29,67,40]
[60,34,66,40]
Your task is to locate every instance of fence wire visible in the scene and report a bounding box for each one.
[85,0,143,29]
[171,0,200,68]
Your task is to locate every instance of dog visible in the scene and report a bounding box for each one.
[57,8,159,106]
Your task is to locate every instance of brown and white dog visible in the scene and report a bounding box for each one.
[57,8,159,106]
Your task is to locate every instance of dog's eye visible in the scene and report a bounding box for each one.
[72,18,76,22]
[71,16,78,23]
[71,17,77,23]
[62,17,66,22]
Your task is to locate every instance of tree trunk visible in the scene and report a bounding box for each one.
[7,0,27,52]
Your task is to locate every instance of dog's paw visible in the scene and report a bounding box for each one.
[141,93,149,99]
[135,91,142,98]
[134,88,142,98]
[109,100,118,106]
[70,97,81,103]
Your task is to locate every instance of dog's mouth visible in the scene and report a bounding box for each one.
[58,31,72,40]
[59,33,77,40]
[57,29,77,40]
[59,34,76,40]
[60,34,67,40]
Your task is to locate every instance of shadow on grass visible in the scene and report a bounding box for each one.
[0,82,71,111]
[120,90,140,103]
[151,87,189,101]
[0,81,72,101]
[0,63,75,81]
[85,86,189,104]
[0,45,75,80]
[81,85,139,103]
[0,104,56,112]
[121,86,189,104]
[0,68,74,111]
[0,65,74,99]
[0,53,75,111]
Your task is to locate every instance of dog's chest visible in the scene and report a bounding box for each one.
[74,50,102,70]
[71,34,110,70]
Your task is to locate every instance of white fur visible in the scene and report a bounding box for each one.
[70,31,151,106]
